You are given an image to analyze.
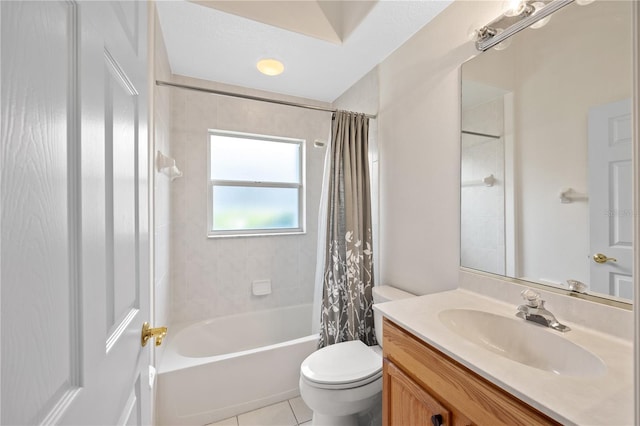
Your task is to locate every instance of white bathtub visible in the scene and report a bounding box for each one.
[156,304,318,426]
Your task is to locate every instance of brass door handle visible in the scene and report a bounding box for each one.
[141,322,168,347]
[593,253,617,264]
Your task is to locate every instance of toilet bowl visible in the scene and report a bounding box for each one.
[299,285,415,425]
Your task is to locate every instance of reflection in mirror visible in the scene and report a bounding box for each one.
[460,0,633,303]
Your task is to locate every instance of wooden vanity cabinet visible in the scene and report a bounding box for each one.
[384,359,461,426]
[382,318,560,426]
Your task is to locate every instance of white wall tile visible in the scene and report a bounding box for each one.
[154,14,173,356]
[169,78,329,323]
[460,98,505,276]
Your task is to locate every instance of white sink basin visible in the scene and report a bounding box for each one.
[438,309,606,377]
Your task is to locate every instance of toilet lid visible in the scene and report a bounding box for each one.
[300,340,382,386]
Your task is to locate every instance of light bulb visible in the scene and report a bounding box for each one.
[502,0,527,17]
[530,2,551,29]
[575,0,595,5]
[467,23,483,42]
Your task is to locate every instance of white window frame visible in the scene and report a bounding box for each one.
[207,129,306,238]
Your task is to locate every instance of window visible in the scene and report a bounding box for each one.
[208,130,305,236]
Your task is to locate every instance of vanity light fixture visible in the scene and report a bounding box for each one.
[492,29,512,51]
[473,0,573,51]
[256,58,284,76]
[529,2,552,29]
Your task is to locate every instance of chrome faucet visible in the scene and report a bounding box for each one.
[516,289,570,332]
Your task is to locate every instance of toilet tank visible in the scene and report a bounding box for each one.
[372,286,415,347]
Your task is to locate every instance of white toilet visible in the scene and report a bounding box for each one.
[299,285,415,426]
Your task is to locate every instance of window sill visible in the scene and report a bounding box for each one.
[207,230,306,239]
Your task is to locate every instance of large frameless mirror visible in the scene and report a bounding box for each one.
[460,0,633,305]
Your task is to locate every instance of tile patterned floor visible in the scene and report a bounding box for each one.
[206,396,313,426]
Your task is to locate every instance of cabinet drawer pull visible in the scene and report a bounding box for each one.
[431,414,443,426]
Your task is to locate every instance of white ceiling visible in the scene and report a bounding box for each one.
[156,0,452,103]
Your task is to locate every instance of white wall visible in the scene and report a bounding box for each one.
[373,1,503,295]
[169,76,330,323]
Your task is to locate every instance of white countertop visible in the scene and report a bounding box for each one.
[374,288,634,426]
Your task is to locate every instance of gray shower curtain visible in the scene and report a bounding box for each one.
[319,110,376,348]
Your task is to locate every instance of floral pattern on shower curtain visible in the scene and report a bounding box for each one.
[319,111,376,348]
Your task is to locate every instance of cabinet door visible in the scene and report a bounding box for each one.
[384,359,451,426]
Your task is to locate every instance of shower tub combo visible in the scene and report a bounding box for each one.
[156,304,317,426]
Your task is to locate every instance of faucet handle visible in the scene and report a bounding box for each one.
[567,279,587,293]
[520,288,541,308]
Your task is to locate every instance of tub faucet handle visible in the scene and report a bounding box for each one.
[141,322,168,347]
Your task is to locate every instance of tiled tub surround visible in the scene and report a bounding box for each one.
[461,97,506,276]
[374,286,633,425]
[157,304,318,425]
[153,11,173,366]
[169,75,330,323]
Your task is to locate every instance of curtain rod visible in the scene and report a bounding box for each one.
[156,80,377,119]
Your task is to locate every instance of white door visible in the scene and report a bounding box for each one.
[1,1,152,424]
[588,98,633,299]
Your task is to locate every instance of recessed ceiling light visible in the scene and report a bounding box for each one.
[257,59,284,76]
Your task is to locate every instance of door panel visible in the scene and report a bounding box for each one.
[610,160,633,247]
[105,48,140,336]
[1,1,150,424]
[613,273,634,300]
[1,1,81,424]
[111,2,140,53]
[588,99,633,299]
[118,378,142,426]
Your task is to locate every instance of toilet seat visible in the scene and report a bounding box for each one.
[300,340,382,390]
